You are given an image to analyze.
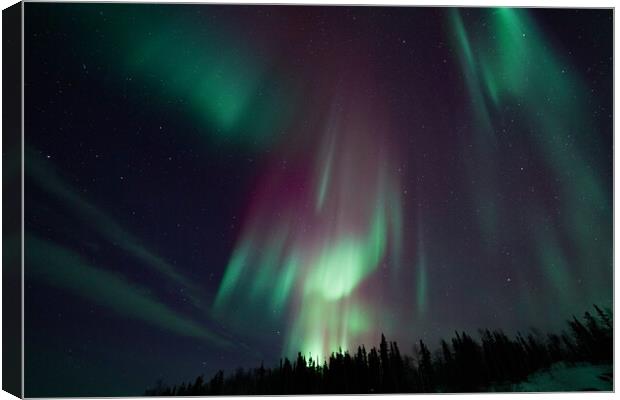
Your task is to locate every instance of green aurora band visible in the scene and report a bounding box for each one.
[27,235,231,347]
[26,149,209,310]
[59,5,295,150]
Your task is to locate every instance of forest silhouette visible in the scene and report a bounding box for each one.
[145,305,612,395]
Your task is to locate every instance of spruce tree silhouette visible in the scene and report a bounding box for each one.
[145,305,612,395]
[379,334,391,391]
[418,339,434,392]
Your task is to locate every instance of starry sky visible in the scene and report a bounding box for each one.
[23,4,612,397]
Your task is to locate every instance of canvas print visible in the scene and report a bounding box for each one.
[20,3,612,396]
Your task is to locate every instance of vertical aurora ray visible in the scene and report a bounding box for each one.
[416,251,427,316]
[315,138,335,213]
[214,85,403,358]
[415,219,428,317]
[450,8,612,309]
[450,10,501,258]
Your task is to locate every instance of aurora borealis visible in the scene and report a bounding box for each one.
[23,3,612,397]
[212,79,405,359]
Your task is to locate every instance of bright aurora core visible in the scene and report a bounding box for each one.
[23,3,612,396]
[213,79,405,360]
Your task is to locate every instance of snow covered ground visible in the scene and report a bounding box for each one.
[494,362,613,392]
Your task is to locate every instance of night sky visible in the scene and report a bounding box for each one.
[24,4,612,397]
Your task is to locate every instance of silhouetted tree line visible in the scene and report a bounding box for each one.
[146,305,612,395]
